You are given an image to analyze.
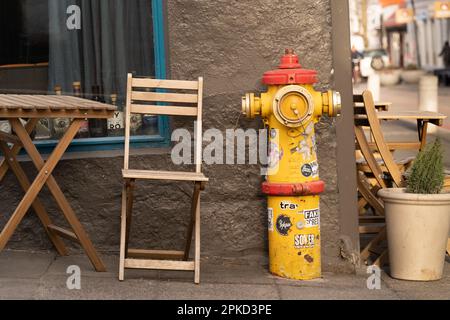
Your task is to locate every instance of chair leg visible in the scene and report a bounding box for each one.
[447,238,450,256]
[184,182,201,261]
[125,179,136,256]
[119,185,128,281]
[194,195,201,284]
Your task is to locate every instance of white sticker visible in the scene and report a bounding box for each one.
[294,234,315,249]
[303,208,320,228]
[268,208,274,232]
[108,111,124,130]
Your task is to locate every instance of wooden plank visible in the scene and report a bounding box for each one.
[355,111,446,127]
[0,95,117,112]
[130,104,198,116]
[419,121,428,151]
[124,259,195,271]
[0,131,21,145]
[124,179,135,256]
[0,109,114,119]
[127,249,185,260]
[194,193,201,284]
[184,182,202,260]
[47,225,79,243]
[131,91,198,104]
[119,186,128,281]
[124,74,133,171]
[132,78,199,90]
[366,141,421,150]
[195,77,204,174]
[122,169,209,182]
[0,119,37,182]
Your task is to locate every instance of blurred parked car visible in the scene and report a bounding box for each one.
[360,49,390,78]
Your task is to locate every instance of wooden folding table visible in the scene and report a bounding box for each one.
[0,94,117,272]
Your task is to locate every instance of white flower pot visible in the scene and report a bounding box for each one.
[401,70,426,84]
[378,188,450,281]
[379,70,401,86]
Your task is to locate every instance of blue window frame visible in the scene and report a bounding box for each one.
[33,0,170,154]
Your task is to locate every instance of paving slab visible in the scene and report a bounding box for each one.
[37,275,159,300]
[155,282,280,300]
[158,263,276,285]
[278,284,400,300]
[0,250,55,279]
[0,279,41,300]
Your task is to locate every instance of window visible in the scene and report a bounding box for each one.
[0,0,169,152]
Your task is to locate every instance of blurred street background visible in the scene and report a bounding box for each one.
[350,0,450,167]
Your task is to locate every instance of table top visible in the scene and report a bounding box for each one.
[354,110,447,126]
[0,95,117,119]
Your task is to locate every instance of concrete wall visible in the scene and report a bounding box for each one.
[0,0,353,272]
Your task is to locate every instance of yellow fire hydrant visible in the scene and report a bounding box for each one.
[242,49,341,280]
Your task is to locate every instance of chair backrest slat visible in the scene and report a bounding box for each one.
[132,78,199,90]
[131,91,198,104]
[130,105,198,116]
[124,73,204,172]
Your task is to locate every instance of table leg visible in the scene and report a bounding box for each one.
[0,141,68,256]
[7,119,106,272]
[0,119,38,182]
[417,120,430,151]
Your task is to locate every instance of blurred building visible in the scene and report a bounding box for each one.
[350,0,450,69]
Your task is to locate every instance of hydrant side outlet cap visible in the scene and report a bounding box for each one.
[262,50,318,85]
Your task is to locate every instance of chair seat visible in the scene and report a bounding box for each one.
[122,169,209,182]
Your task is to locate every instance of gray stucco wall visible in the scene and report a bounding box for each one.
[0,0,353,272]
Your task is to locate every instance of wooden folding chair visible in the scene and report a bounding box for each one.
[354,90,450,265]
[119,74,208,283]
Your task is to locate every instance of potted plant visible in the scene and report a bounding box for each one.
[401,64,426,84]
[378,66,401,86]
[378,139,450,281]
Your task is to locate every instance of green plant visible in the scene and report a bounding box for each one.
[406,139,445,194]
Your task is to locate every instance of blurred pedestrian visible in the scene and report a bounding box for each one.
[351,46,364,83]
[439,41,450,68]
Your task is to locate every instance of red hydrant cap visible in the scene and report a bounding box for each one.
[262,49,318,85]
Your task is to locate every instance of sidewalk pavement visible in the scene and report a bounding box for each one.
[0,250,449,300]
